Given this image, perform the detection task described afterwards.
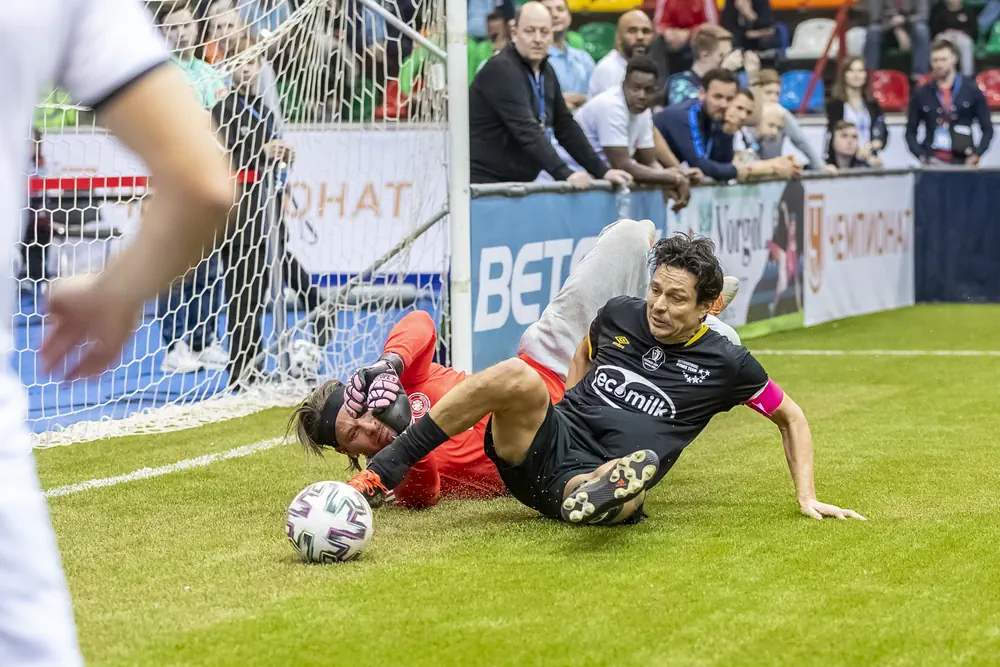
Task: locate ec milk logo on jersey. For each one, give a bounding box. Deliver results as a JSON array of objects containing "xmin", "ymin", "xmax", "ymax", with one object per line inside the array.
[
  {"xmin": 591, "ymin": 365, "xmax": 676, "ymax": 418},
  {"xmin": 676, "ymin": 360, "xmax": 710, "ymax": 384}
]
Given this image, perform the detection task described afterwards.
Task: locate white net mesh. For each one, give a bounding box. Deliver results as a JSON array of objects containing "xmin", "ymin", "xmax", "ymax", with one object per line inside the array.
[{"xmin": 22, "ymin": 0, "xmax": 450, "ymax": 447}]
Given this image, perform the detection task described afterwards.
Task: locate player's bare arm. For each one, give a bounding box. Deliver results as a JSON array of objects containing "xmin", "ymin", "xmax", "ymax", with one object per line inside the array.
[
  {"xmin": 42, "ymin": 65, "xmax": 234, "ymax": 379},
  {"xmin": 761, "ymin": 391, "xmax": 867, "ymax": 521}
]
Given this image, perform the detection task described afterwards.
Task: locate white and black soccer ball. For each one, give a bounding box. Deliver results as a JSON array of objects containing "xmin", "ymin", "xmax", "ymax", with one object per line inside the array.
[
  {"xmin": 286, "ymin": 481, "xmax": 374, "ymax": 563},
  {"xmin": 286, "ymin": 339, "xmax": 323, "ymax": 379}
]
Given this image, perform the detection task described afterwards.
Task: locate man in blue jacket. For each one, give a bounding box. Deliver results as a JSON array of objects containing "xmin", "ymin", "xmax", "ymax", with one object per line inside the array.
[
  {"xmin": 653, "ymin": 68, "xmax": 800, "ymax": 182},
  {"xmin": 654, "ymin": 69, "xmax": 741, "ymax": 182},
  {"xmin": 906, "ymin": 39, "xmax": 992, "ymax": 165}
]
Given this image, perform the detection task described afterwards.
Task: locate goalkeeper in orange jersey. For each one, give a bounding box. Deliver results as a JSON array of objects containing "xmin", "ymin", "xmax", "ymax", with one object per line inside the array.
[{"xmin": 290, "ymin": 219, "xmax": 740, "ymax": 509}]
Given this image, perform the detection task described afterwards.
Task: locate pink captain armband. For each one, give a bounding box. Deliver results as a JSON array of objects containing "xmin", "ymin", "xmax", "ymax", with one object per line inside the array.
[{"xmin": 745, "ymin": 379, "xmax": 784, "ymax": 417}]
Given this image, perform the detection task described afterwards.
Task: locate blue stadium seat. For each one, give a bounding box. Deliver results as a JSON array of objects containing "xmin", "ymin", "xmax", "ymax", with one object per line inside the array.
[{"xmin": 779, "ymin": 70, "xmax": 825, "ymax": 113}]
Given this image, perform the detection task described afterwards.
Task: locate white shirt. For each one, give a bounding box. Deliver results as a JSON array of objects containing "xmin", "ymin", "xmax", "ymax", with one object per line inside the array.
[
  {"xmin": 843, "ymin": 101, "xmax": 873, "ymax": 146},
  {"xmin": 587, "ymin": 50, "xmax": 628, "ymax": 100},
  {"xmin": 574, "ymin": 88, "xmax": 655, "ymax": 163},
  {"xmin": 0, "ymin": 1, "xmax": 166, "ymax": 416}
]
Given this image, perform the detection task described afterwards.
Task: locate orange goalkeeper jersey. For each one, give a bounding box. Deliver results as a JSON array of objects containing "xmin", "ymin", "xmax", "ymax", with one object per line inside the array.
[{"xmin": 384, "ymin": 311, "xmax": 502, "ymax": 508}]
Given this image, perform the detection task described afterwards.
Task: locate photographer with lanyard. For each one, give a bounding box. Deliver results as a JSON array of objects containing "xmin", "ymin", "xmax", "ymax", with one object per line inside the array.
[{"xmin": 906, "ymin": 39, "xmax": 992, "ymax": 165}]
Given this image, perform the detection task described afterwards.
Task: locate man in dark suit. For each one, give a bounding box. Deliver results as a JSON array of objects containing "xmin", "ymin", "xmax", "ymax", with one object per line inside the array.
[
  {"xmin": 905, "ymin": 38, "xmax": 992, "ymax": 165},
  {"xmin": 468, "ymin": 2, "xmax": 633, "ymax": 186}
]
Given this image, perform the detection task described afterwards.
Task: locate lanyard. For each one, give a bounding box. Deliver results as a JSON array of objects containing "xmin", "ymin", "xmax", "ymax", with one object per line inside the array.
[
  {"xmin": 688, "ymin": 103, "xmax": 713, "ymax": 157},
  {"xmin": 527, "ymin": 71, "xmax": 546, "ymax": 128},
  {"xmin": 936, "ymin": 75, "xmax": 961, "ymax": 120}
]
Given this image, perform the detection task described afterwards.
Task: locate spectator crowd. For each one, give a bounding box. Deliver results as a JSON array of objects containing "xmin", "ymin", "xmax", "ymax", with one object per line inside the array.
[
  {"xmin": 465, "ymin": 0, "xmax": 995, "ymax": 192},
  {"xmin": 24, "ymin": 0, "xmax": 997, "ymax": 385}
]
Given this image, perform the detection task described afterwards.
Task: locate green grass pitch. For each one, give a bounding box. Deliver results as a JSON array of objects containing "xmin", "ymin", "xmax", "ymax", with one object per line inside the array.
[{"xmin": 37, "ymin": 304, "xmax": 1000, "ymax": 666}]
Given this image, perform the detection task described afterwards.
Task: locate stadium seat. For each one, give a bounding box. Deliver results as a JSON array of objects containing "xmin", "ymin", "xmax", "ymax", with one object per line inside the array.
[
  {"xmin": 468, "ymin": 40, "xmax": 493, "ymax": 83},
  {"xmin": 845, "ymin": 26, "xmax": 866, "ymax": 56},
  {"xmin": 987, "ymin": 21, "xmax": 1000, "ymax": 54},
  {"xmin": 779, "ymin": 70, "xmax": 825, "ymax": 112},
  {"xmin": 976, "ymin": 69, "xmax": 1000, "ymax": 110},
  {"xmin": 578, "ymin": 22, "xmax": 617, "ymax": 62},
  {"xmin": 871, "ymin": 69, "xmax": 910, "ymax": 112},
  {"xmin": 566, "ymin": 30, "xmax": 585, "ymax": 49},
  {"xmin": 375, "ymin": 79, "xmax": 413, "ymax": 121},
  {"xmin": 771, "ymin": 0, "xmax": 859, "ymax": 7},
  {"xmin": 785, "ymin": 18, "xmax": 837, "ymax": 60},
  {"xmin": 586, "ymin": 0, "xmax": 642, "ymax": 12}
]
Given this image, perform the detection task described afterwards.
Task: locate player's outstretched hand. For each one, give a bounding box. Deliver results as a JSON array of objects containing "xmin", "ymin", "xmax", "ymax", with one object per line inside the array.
[
  {"xmin": 799, "ymin": 498, "xmax": 867, "ymax": 521},
  {"xmin": 345, "ymin": 358, "xmax": 400, "ymax": 417},
  {"xmin": 368, "ymin": 373, "xmax": 402, "ymax": 411},
  {"xmin": 41, "ymin": 274, "xmax": 144, "ymax": 380}
]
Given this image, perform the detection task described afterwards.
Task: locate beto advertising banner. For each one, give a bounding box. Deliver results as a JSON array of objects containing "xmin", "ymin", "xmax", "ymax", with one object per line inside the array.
[
  {"xmin": 670, "ymin": 179, "xmax": 806, "ymax": 328},
  {"xmin": 470, "ymin": 190, "xmax": 665, "ymax": 371},
  {"xmin": 803, "ymin": 173, "xmax": 915, "ymax": 327}
]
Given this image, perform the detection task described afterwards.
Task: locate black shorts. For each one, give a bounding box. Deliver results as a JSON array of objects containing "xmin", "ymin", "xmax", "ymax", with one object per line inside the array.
[{"xmin": 484, "ymin": 402, "xmax": 606, "ymax": 519}]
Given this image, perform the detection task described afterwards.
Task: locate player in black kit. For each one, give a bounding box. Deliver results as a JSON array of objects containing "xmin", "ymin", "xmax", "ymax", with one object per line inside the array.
[{"xmin": 345, "ymin": 234, "xmax": 865, "ymax": 525}]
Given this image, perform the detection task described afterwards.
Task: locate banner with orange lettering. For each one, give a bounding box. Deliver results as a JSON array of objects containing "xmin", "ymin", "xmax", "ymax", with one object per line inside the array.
[
  {"xmin": 281, "ymin": 128, "xmax": 447, "ymax": 277},
  {"xmin": 39, "ymin": 128, "xmax": 449, "ymax": 277},
  {"xmin": 803, "ymin": 173, "xmax": 915, "ymax": 327}
]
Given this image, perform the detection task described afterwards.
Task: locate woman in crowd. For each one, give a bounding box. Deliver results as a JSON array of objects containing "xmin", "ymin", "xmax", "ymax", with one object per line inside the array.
[{"xmin": 825, "ymin": 56, "xmax": 887, "ymax": 168}]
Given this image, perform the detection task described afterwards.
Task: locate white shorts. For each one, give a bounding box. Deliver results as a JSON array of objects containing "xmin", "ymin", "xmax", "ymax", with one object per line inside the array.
[
  {"xmin": 518, "ymin": 219, "xmax": 657, "ymax": 381},
  {"xmin": 0, "ymin": 413, "xmax": 82, "ymax": 667}
]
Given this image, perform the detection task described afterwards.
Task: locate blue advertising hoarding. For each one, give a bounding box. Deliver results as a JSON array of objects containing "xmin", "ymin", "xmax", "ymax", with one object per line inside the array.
[{"xmin": 470, "ymin": 190, "xmax": 665, "ymax": 371}]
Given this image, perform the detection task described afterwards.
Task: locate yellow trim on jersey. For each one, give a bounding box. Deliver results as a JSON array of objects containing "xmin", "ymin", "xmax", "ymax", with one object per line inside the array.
[
  {"xmin": 684, "ymin": 324, "xmax": 709, "ymax": 347},
  {"xmin": 587, "ymin": 331, "xmax": 595, "ymax": 360}
]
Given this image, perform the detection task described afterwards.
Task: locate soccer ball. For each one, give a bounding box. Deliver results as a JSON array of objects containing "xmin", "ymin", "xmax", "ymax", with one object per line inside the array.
[
  {"xmin": 286, "ymin": 481, "xmax": 374, "ymax": 563},
  {"xmin": 286, "ymin": 339, "xmax": 323, "ymax": 379}
]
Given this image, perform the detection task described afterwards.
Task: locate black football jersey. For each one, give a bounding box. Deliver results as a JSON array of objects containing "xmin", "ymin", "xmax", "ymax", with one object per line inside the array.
[{"xmin": 556, "ymin": 296, "xmax": 770, "ymax": 483}]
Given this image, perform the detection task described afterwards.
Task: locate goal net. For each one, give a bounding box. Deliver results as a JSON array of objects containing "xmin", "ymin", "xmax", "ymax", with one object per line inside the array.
[{"xmin": 23, "ymin": 0, "xmax": 450, "ymax": 447}]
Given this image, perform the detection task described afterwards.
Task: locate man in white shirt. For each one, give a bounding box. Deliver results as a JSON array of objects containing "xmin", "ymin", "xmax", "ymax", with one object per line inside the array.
[
  {"xmin": 1, "ymin": 2, "xmax": 233, "ymax": 665},
  {"xmin": 588, "ymin": 10, "xmax": 654, "ymax": 99},
  {"xmin": 575, "ymin": 56, "xmax": 691, "ymax": 209}
]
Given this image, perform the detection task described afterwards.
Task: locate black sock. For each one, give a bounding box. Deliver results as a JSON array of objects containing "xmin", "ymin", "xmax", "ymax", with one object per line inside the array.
[{"xmin": 366, "ymin": 414, "xmax": 449, "ymax": 489}]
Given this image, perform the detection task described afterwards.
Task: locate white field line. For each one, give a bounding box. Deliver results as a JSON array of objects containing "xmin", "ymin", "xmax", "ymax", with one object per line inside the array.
[
  {"xmin": 753, "ymin": 349, "xmax": 1000, "ymax": 357},
  {"xmin": 44, "ymin": 437, "xmax": 286, "ymax": 498}
]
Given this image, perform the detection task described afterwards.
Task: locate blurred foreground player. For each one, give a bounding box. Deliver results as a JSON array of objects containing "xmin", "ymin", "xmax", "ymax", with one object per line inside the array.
[
  {"xmin": 291, "ymin": 219, "xmax": 741, "ymax": 510},
  {"xmin": 342, "ymin": 234, "xmax": 865, "ymax": 526},
  {"xmin": 3, "ymin": 1, "xmax": 234, "ymax": 664}
]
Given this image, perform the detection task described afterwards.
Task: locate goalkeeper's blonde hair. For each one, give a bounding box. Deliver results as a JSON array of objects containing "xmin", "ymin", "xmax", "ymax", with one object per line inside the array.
[{"xmin": 286, "ymin": 380, "xmax": 362, "ymax": 472}]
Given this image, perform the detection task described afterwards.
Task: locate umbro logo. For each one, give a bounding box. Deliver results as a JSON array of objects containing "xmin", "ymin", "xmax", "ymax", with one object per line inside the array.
[{"xmin": 612, "ymin": 336, "xmax": 629, "ymax": 350}]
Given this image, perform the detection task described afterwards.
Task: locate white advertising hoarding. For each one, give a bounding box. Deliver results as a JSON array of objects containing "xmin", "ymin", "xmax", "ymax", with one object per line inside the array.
[
  {"xmin": 803, "ymin": 174, "xmax": 915, "ymax": 327},
  {"xmin": 671, "ymin": 180, "xmax": 805, "ymax": 327},
  {"xmin": 41, "ymin": 127, "xmax": 448, "ymax": 276}
]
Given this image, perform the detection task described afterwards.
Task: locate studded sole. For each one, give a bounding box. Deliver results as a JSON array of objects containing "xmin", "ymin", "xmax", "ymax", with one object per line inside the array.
[{"xmin": 560, "ymin": 449, "xmax": 659, "ymax": 524}]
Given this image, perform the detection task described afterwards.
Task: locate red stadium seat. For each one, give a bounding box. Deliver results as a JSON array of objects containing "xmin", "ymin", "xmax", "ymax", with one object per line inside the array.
[
  {"xmin": 375, "ymin": 79, "xmax": 423, "ymax": 121},
  {"xmin": 871, "ymin": 70, "xmax": 910, "ymax": 112},
  {"xmin": 976, "ymin": 69, "xmax": 1000, "ymax": 110}
]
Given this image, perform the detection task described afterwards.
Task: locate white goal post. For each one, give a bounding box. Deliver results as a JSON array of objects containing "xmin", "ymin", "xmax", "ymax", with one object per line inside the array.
[{"xmin": 23, "ymin": 0, "xmax": 471, "ymax": 446}]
